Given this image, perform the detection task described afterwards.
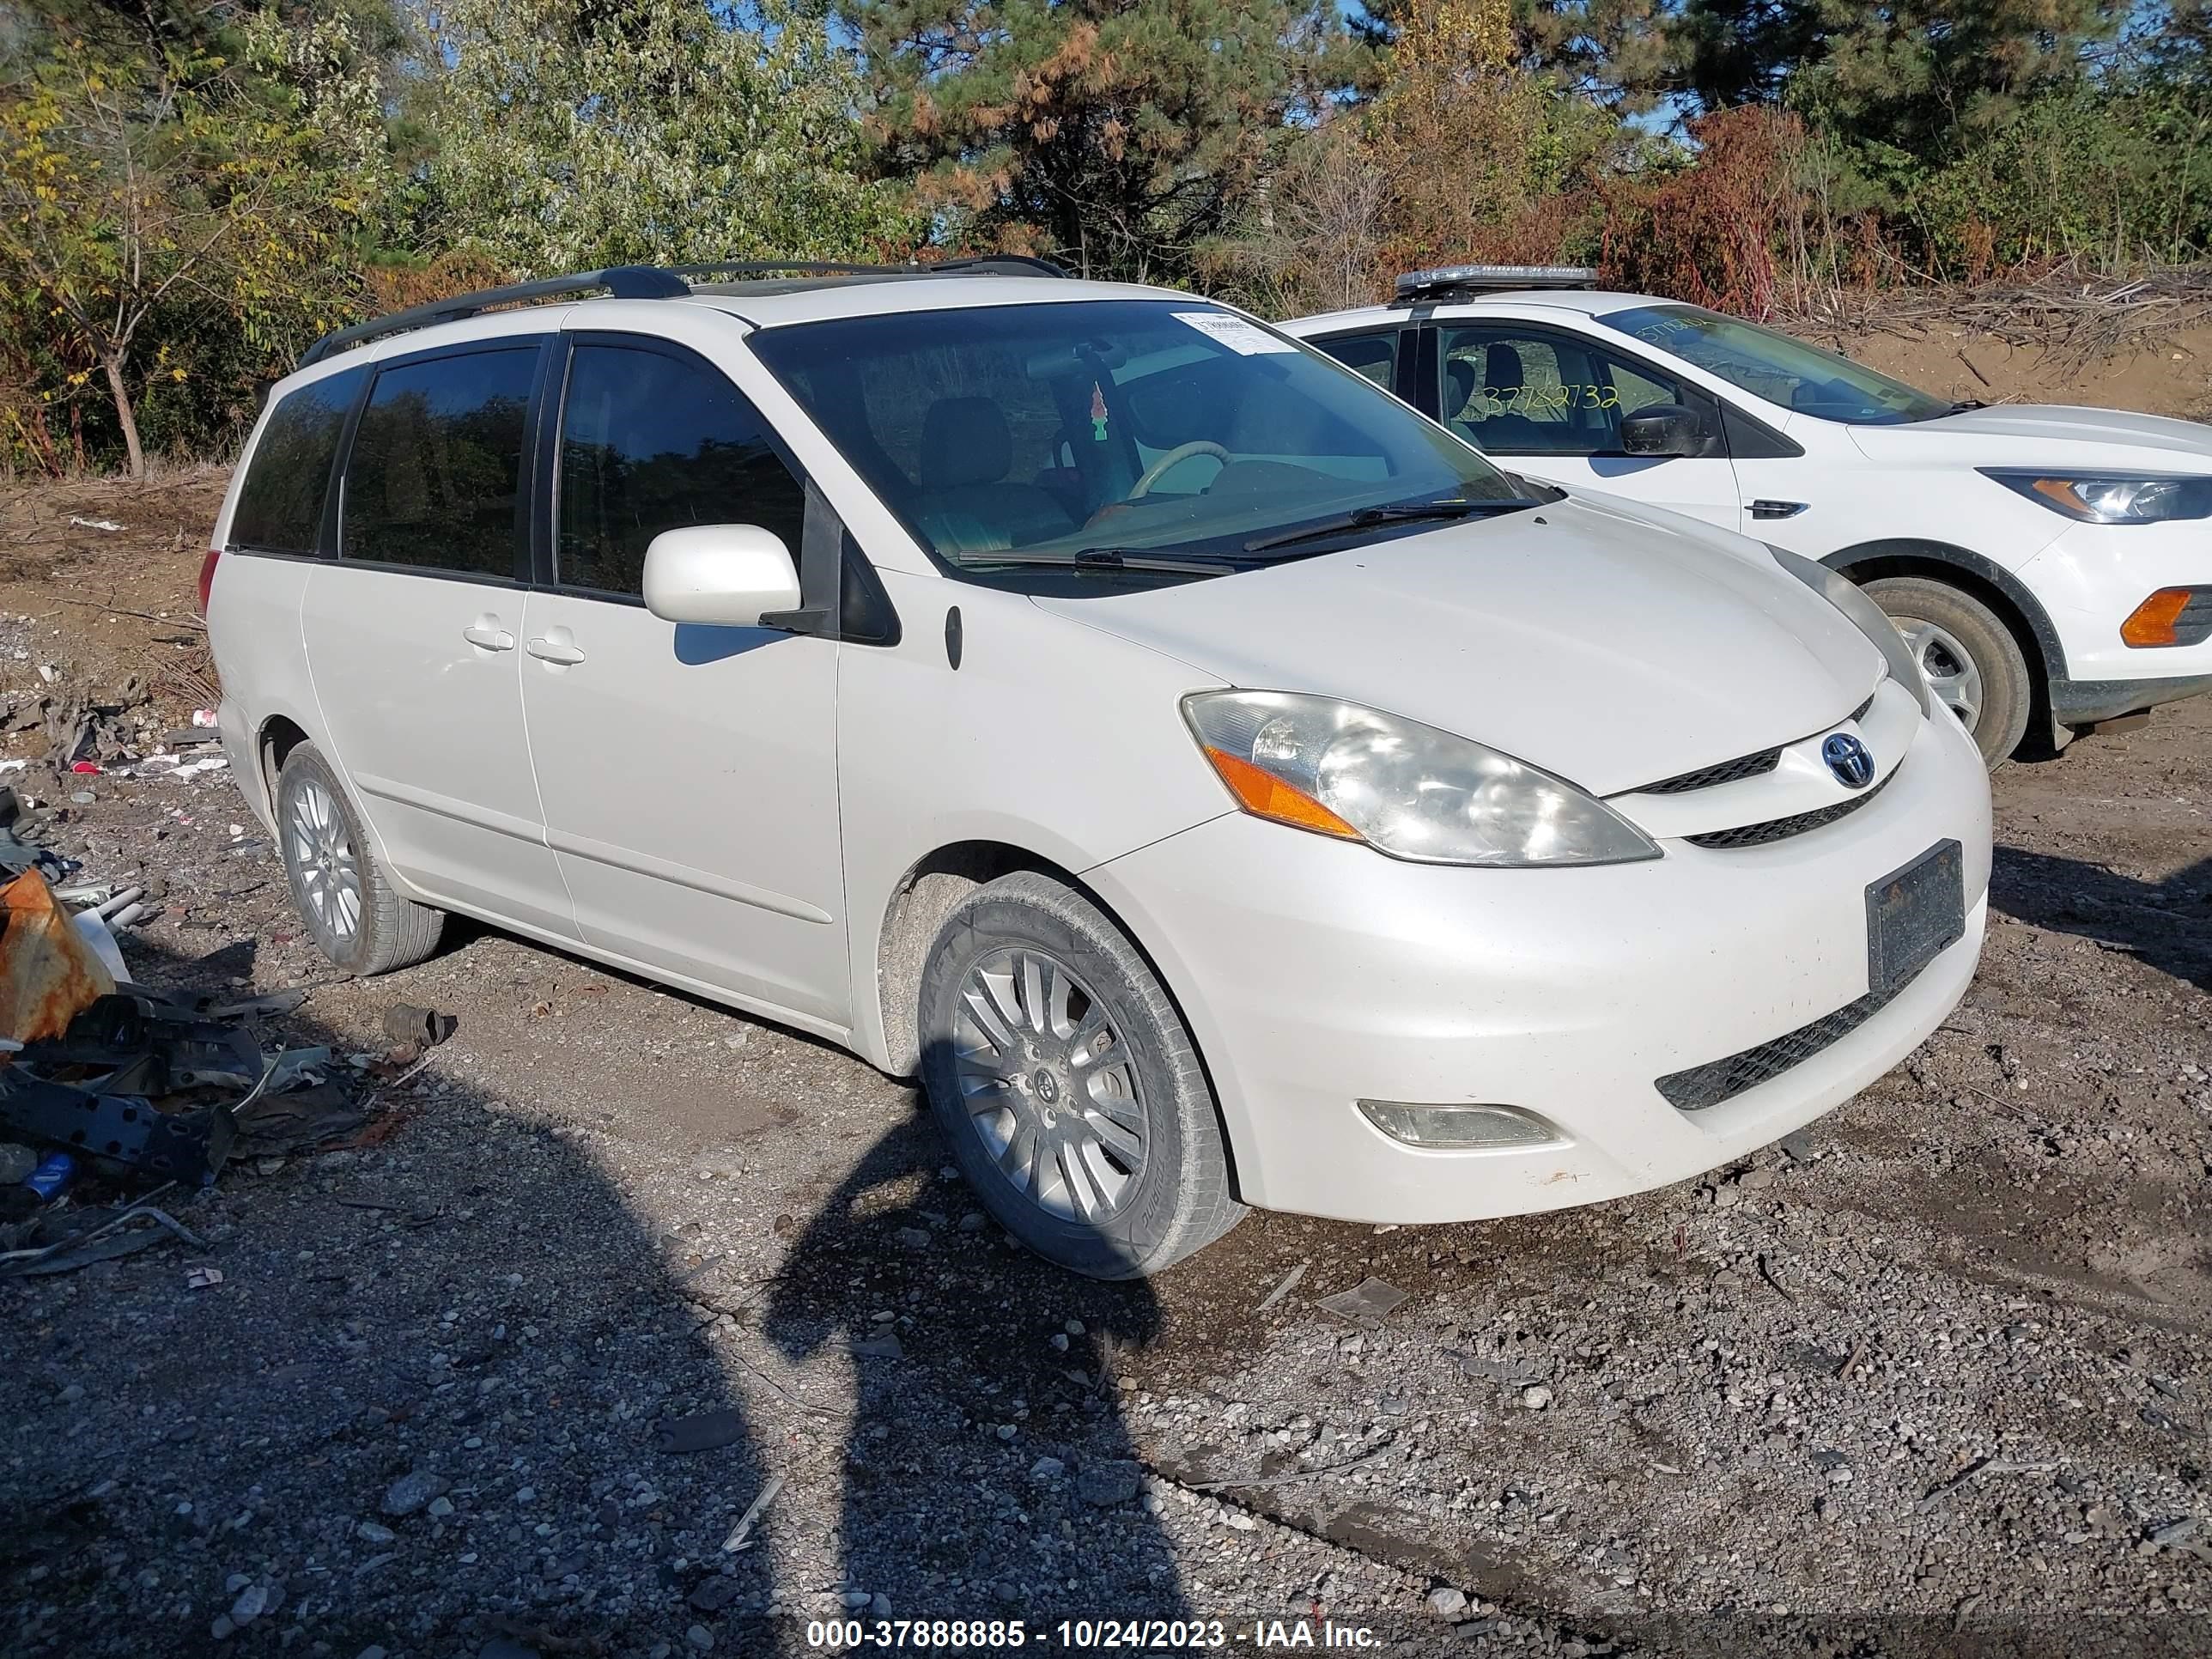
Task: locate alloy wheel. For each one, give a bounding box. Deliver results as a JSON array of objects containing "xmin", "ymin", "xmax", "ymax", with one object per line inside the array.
[
  {"xmin": 288, "ymin": 776, "xmax": 363, "ymax": 942},
  {"xmin": 951, "ymin": 948, "xmax": 1148, "ymax": 1224}
]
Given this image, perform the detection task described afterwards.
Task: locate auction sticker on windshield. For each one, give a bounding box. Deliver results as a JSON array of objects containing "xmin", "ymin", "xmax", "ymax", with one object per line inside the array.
[{"xmin": 1174, "ymin": 312, "xmax": 1297, "ymax": 355}]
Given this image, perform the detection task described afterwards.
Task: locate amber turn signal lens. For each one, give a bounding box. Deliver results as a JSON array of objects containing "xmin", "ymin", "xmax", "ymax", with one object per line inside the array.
[
  {"xmin": 1200, "ymin": 746, "xmax": 1362, "ymax": 840},
  {"xmin": 2029, "ymin": 477, "xmax": 2092, "ymax": 516},
  {"xmin": 2121, "ymin": 587, "xmax": 2194, "ymax": 647}
]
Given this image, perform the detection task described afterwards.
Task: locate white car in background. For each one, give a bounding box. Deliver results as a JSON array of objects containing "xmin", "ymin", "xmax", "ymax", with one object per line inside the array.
[
  {"xmin": 206, "ymin": 262, "xmax": 1990, "ymax": 1279},
  {"xmin": 1285, "ymin": 269, "xmax": 2212, "ymax": 767}
]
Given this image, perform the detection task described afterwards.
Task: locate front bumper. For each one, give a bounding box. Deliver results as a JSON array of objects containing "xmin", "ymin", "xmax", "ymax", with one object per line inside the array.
[
  {"xmin": 1085, "ymin": 710, "xmax": 1991, "ymax": 1224},
  {"xmin": 2022, "ymin": 522, "xmax": 2212, "ymax": 687}
]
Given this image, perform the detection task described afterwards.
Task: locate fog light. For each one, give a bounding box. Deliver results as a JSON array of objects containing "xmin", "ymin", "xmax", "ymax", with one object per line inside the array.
[{"xmin": 1356, "ymin": 1100, "xmax": 1565, "ymax": 1149}]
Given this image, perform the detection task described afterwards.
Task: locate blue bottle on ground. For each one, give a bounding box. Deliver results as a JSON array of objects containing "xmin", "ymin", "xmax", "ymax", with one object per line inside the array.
[{"xmin": 22, "ymin": 1152, "xmax": 74, "ymax": 1200}]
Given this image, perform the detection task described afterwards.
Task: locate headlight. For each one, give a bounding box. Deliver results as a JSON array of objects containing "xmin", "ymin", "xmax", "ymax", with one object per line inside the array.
[
  {"xmin": 1768, "ymin": 546, "xmax": 1932, "ymax": 718},
  {"xmin": 1981, "ymin": 468, "xmax": 2212, "ymax": 524},
  {"xmin": 1182, "ymin": 690, "xmax": 1661, "ymax": 867}
]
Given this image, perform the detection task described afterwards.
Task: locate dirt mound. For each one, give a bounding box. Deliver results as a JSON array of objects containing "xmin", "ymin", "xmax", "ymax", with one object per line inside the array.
[{"xmin": 1844, "ymin": 324, "xmax": 2212, "ymax": 422}]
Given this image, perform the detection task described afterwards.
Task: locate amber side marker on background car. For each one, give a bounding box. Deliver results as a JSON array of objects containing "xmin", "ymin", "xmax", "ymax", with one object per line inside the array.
[{"xmin": 2122, "ymin": 586, "xmax": 2203, "ymax": 647}]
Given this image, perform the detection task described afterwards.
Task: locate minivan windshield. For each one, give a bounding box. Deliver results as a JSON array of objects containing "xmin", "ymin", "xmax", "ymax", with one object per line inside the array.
[
  {"xmin": 1599, "ymin": 303, "xmax": 1954, "ymax": 425},
  {"xmin": 750, "ymin": 300, "xmax": 1527, "ymax": 580}
]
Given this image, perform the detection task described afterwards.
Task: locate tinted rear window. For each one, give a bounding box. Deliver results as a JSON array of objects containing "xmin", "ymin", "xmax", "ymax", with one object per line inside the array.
[
  {"xmin": 229, "ymin": 368, "xmax": 366, "ymax": 555},
  {"xmin": 343, "ymin": 346, "xmax": 538, "ymax": 577}
]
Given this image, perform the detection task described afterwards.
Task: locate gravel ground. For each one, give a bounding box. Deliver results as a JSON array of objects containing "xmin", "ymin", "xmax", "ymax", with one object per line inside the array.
[{"xmin": 2, "ymin": 633, "xmax": 2209, "ymax": 1658}]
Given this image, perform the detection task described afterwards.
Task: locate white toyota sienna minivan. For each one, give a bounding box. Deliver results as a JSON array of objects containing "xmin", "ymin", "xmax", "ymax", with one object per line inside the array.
[{"xmin": 205, "ymin": 261, "xmax": 1992, "ymax": 1278}]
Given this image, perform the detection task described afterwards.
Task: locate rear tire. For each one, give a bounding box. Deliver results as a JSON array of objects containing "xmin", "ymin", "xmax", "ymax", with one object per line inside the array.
[
  {"xmin": 1861, "ymin": 575, "xmax": 2032, "ymax": 769},
  {"xmin": 917, "ymin": 872, "xmax": 1243, "ymax": 1279},
  {"xmin": 275, "ymin": 743, "xmax": 443, "ymax": 975}
]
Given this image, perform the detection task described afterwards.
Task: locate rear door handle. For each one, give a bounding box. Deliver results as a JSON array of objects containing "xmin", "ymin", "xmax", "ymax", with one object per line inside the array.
[
  {"xmin": 526, "ymin": 635, "xmax": 586, "ymax": 666},
  {"xmin": 462, "ymin": 617, "xmax": 515, "ymax": 651}
]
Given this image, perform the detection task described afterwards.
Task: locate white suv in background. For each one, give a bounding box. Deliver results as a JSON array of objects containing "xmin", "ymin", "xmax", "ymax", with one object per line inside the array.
[
  {"xmin": 1285, "ymin": 269, "xmax": 2212, "ymax": 767},
  {"xmin": 206, "ymin": 262, "xmax": 1990, "ymax": 1279}
]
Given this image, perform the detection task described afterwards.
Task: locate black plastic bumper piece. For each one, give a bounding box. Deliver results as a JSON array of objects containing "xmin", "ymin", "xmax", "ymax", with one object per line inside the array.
[
  {"xmin": 0, "ymin": 1072, "xmax": 236, "ymax": 1185},
  {"xmin": 2049, "ymin": 673, "xmax": 2212, "ymax": 727}
]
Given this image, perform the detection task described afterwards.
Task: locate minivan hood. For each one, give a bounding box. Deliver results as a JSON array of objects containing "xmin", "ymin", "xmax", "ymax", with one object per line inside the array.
[
  {"xmin": 1034, "ymin": 495, "xmax": 1882, "ymax": 798},
  {"xmin": 1851, "ymin": 403, "xmax": 2212, "ymax": 467}
]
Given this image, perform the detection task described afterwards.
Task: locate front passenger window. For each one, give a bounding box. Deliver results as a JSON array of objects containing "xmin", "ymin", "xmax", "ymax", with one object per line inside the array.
[
  {"xmin": 1437, "ymin": 325, "xmax": 1698, "ymax": 458},
  {"xmin": 556, "ymin": 344, "xmax": 806, "ymax": 597}
]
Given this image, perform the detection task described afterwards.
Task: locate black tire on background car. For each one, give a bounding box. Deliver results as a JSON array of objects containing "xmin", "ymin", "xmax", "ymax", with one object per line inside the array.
[
  {"xmin": 1860, "ymin": 575, "xmax": 2033, "ymax": 769},
  {"xmin": 917, "ymin": 872, "xmax": 1243, "ymax": 1279},
  {"xmin": 275, "ymin": 743, "xmax": 444, "ymax": 975}
]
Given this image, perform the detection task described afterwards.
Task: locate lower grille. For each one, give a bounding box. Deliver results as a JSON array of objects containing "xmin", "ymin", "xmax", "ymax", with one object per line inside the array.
[
  {"xmin": 1657, "ymin": 978, "xmax": 1899, "ymax": 1111},
  {"xmin": 2174, "ymin": 588, "xmax": 2212, "ymax": 647},
  {"xmin": 1686, "ymin": 769, "xmax": 1893, "ymax": 849}
]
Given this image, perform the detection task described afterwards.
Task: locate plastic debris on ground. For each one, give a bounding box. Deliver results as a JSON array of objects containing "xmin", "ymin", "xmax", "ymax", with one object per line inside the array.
[
  {"xmin": 1315, "ymin": 1274, "xmax": 1410, "ymax": 1328},
  {"xmin": 0, "ymin": 868, "xmax": 116, "ymax": 1042},
  {"xmin": 0, "ymin": 1188, "xmax": 208, "ymax": 1278},
  {"xmin": 0, "ymin": 784, "xmax": 72, "ymax": 881},
  {"xmin": 0, "ymin": 878, "xmax": 428, "ymax": 1276}
]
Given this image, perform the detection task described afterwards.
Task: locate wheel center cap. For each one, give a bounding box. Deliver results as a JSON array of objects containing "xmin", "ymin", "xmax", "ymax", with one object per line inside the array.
[{"xmin": 1031, "ymin": 1067, "xmax": 1060, "ymax": 1107}]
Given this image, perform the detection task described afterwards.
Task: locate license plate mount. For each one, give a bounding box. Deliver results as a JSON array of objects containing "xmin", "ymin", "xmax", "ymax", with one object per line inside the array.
[{"xmin": 1866, "ymin": 839, "xmax": 1966, "ymax": 998}]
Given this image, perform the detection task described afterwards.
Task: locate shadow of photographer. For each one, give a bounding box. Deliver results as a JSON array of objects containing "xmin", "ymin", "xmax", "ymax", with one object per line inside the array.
[{"xmin": 2, "ymin": 919, "xmax": 1189, "ymax": 1657}]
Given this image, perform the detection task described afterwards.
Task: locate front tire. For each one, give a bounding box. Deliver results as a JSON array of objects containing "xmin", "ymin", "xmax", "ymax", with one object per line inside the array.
[
  {"xmin": 917, "ymin": 872, "xmax": 1243, "ymax": 1279},
  {"xmin": 1861, "ymin": 575, "xmax": 2032, "ymax": 768},
  {"xmin": 275, "ymin": 743, "xmax": 444, "ymax": 975}
]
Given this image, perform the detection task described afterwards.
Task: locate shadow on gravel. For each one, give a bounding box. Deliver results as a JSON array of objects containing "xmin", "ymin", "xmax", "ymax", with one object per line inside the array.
[
  {"xmin": 1, "ymin": 928, "xmax": 1187, "ymax": 1657},
  {"xmin": 763, "ymin": 1110, "xmax": 1188, "ymax": 1627},
  {"xmin": 1, "ymin": 929, "xmax": 776, "ymax": 1657},
  {"xmin": 1990, "ymin": 848, "xmax": 2212, "ymax": 992}
]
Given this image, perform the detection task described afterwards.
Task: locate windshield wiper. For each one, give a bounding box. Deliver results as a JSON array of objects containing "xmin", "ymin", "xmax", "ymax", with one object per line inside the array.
[
  {"xmin": 1949, "ymin": 398, "xmax": 1987, "ymax": 413},
  {"xmin": 1241, "ymin": 497, "xmax": 1522, "ymax": 555},
  {"xmin": 963, "ymin": 546, "xmax": 1236, "ymax": 575}
]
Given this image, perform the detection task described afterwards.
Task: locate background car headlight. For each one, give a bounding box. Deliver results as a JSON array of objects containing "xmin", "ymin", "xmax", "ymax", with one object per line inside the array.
[
  {"xmin": 1182, "ymin": 690, "xmax": 1661, "ymax": 867},
  {"xmin": 1981, "ymin": 468, "xmax": 2212, "ymax": 524},
  {"xmin": 1769, "ymin": 545, "xmax": 1933, "ymax": 717}
]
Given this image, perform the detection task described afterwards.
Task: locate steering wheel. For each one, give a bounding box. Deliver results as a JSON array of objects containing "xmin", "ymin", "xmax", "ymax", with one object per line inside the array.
[{"xmin": 1128, "ymin": 441, "xmax": 1231, "ymax": 500}]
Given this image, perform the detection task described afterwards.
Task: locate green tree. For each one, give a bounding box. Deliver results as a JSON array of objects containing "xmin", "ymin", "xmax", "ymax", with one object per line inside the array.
[
  {"xmin": 1668, "ymin": 1, "xmax": 2122, "ymax": 155},
  {"xmin": 844, "ymin": 0, "xmax": 1356, "ymax": 281},
  {"xmin": 418, "ymin": 0, "xmax": 919, "ymax": 274},
  {"xmin": 0, "ymin": 7, "xmax": 392, "ymax": 475},
  {"xmin": 1349, "ymin": 0, "xmax": 1673, "ymax": 112}
]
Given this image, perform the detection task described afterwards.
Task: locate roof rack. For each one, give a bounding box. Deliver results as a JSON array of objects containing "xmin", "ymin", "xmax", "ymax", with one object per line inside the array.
[
  {"xmin": 671, "ymin": 255, "xmax": 1069, "ymax": 283},
  {"xmin": 297, "ymin": 266, "xmax": 688, "ymax": 367},
  {"xmin": 297, "ymin": 254, "xmax": 1070, "ymax": 367},
  {"xmin": 1393, "ymin": 264, "xmax": 1601, "ymax": 303}
]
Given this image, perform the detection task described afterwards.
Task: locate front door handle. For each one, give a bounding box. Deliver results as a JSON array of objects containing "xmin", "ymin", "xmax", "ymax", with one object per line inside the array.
[
  {"xmin": 526, "ymin": 633, "xmax": 586, "ymax": 666},
  {"xmin": 462, "ymin": 617, "xmax": 515, "ymax": 651}
]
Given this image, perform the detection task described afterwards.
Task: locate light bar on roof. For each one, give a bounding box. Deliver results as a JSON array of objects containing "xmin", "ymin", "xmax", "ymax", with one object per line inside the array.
[{"xmin": 1394, "ymin": 265, "xmax": 1601, "ymax": 300}]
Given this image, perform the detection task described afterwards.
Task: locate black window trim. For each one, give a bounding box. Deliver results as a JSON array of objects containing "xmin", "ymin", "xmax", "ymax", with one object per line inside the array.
[
  {"xmin": 537, "ymin": 329, "xmax": 899, "ymax": 645},
  {"xmin": 331, "ymin": 334, "xmax": 555, "ymax": 587}
]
